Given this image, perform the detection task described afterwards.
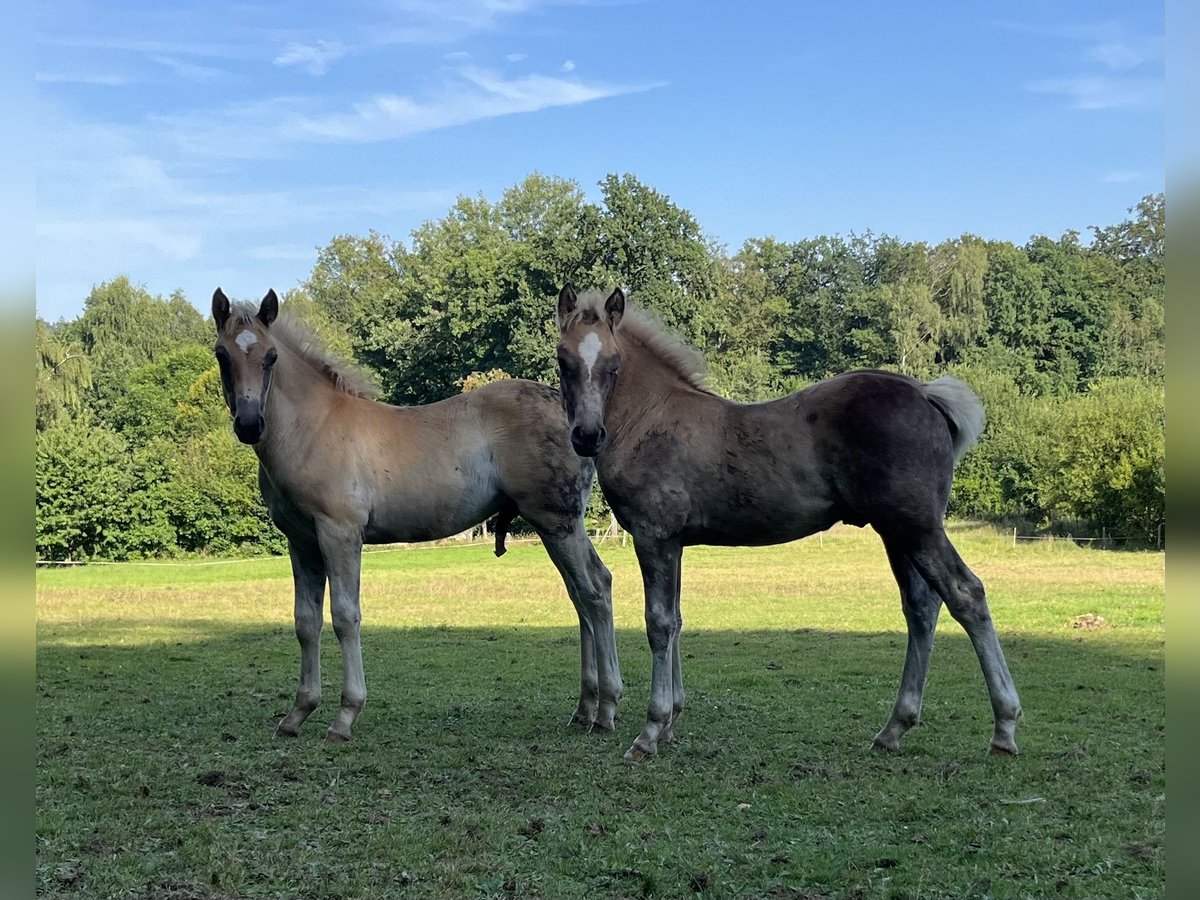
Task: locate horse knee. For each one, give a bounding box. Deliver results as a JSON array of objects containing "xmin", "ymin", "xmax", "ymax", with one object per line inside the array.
[
  {"xmin": 330, "ymin": 608, "xmax": 361, "ymax": 640},
  {"xmin": 947, "ymin": 592, "xmax": 992, "ymax": 629},
  {"xmin": 645, "ymin": 607, "xmax": 674, "ymax": 649},
  {"xmin": 594, "ymin": 565, "xmax": 613, "ymax": 597}
]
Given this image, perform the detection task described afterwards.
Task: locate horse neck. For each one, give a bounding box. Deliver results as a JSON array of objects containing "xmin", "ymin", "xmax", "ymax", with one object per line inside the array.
[
  {"xmin": 256, "ymin": 340, "xmax": 340, "ymax": 460},
  {"xmin": 607, "ymin": 330, "xmax": 696, "ymax": 430}
]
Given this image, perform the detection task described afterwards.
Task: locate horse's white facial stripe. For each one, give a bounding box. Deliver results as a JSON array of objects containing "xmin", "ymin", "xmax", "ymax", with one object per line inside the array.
[
  {"xmin": 578, "ymin": 332, "xmax": 603, "ymax": 379},
  {"xmin": 235, "ymin": 330, "xmax": 258, "ymax": 354}
]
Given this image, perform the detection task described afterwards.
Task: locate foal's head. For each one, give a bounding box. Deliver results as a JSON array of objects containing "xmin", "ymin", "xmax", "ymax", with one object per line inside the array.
[
  {"xmin": 211, "ymin": 288, "xmax": 280, "ymax": 445},
  {"xmin": 555, "ymin": 285, "xmax": 625, "ymax": 457}
]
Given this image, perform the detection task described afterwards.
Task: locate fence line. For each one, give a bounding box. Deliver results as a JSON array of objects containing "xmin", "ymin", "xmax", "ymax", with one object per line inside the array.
[
  {"xmin": 37, "ymin": 523, "xmax": 1162, "ymax": 568},
  {"xmin": 1010, "ymin": 526, "xmax": 1163, "ymax": 549},
  {"xmin": 34, "ymin": 536, "xmax": 550, "ymax": 568}
]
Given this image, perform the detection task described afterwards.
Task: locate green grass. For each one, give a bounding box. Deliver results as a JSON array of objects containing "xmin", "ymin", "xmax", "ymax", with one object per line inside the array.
[{"xmin": 36, "ymin": 524, "xmax": 1165, "ymax": 899}]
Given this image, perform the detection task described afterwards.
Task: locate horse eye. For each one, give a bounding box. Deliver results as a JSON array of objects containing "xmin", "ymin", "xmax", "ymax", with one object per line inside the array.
[
  {"xmin": 214, "ymin": 345, "xmax": 229, "ymax": 360},
  {"xmin": 263, "ymin": 348, "xmax": 278, "ymax": 368}
]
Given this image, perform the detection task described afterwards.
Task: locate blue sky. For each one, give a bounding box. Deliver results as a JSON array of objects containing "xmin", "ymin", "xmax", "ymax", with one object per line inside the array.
[{"xmin": 36, "ymin": 0, "xmax": 1164, "ymax": 322}]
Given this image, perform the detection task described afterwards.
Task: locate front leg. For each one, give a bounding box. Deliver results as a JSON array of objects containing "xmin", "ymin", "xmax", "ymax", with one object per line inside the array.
[
  {"xmin": 627, "ymin": 538, "xmax": 683, "ymax": 759},
  {"xmin": 536, "ymin": 526, "xmax": 622, "ymax": 732},
  {"xmin": 317, "ymin": 524, "xmax": 367, "ymax": 742},
  {"xmin": 659, "ymin": 550, "xmax": 685, "ymax": 744},
  {"xmin": 276, "ymin": 540, "xmax": 326, "ymax": 737}
]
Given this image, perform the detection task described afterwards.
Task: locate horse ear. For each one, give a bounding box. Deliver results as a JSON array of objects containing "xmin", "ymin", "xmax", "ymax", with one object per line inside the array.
[
  {"xmin": 605, "ymin": 288, "xmax": 625, "ymax": 329},
  {"xmin": 212, "ymin": 288, "xmax": 230, "ymax": 331},
  {"xmin": 257, "ymin": 289, "xmax": 279, "ymax": 327},
  {"xmin": 557, "ymin": 284, "xmax": 578, "ymax": 327}
]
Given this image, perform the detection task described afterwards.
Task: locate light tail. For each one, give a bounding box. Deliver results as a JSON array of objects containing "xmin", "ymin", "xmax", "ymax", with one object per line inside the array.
[{"xmin": 923, "ymin": 376, "xmax": 986, "ymax": 464}]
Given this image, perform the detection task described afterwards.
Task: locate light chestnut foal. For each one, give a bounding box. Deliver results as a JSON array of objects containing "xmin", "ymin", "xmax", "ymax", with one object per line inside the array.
[{"xmin": 212, "ymin": 288, "xmax": 621, "ymax": 741}]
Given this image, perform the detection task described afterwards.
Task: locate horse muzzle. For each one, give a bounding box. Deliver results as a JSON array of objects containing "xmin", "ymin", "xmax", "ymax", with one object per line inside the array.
[
  {"xmin": 569, "ymin": 424, "xmax": 607, "ymax": 457},
  {"xmin": 233, "ymin": 400, "xmax": 266, "ymax": 444}
]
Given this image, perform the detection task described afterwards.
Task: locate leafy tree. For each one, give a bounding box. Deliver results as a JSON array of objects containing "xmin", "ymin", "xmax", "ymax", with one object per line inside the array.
[
  {"xmin": 880, "ymin": 277, "xmax": 940, "ymax": 379},
  {"xmin": 31, "ymin": 177, "xmax": 1167, "ymax": 557},
  {"xmin": 594, "ymin": 173, "xmax": 727, "ymax": 347},
  {"xmin": 304, "ymin": 232, "xmax": 405, "ymax": 346},
  {"xmin": 776, "ymin": 235, "xmax": 882, "ymax": 377},
  {"xmin": 460, "ymin": 369, "xmax": 511, "ymax": 392},
  {"xmin": 1035, "ymin": 378, "xmax": 1165, "ymax": 540},
  {"xmin": 35, "ymin": 318, "xmax": 92, "ymax": 430},
  {"xmin": 1026, "ymin": 232, "xmax": 1112, "ymax": 392},
  {"xmin": 35, "ymin": 420, "xmax": 174, "ymax": 559},
  {"xmin": 173, "ymin": 366, "xmax": 230, "ymax": 441},
  {"xmin": 930, "ymin": 235, "xmax": 988, "ymax": 364},
  {"xmin": 1089, "ymin": 195, "xmax": 1165, "ymax": 381},
  {"xmin": 168, "ymin": 429, "xmax": 284, "ymax": 555},
  {"xmin": 68, "ymin": 278, "xmax": 210, "ymax": 423},
  {"xmin": 974, "ymin": 241, "xmax": 1053, "ymax": 393},
  {"xmin": 110, "ymin": 345, "xmax": 216, "ymax": 444}
]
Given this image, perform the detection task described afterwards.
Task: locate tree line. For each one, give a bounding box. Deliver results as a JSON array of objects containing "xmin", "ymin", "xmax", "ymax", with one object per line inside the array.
[{"xmin": 35, "ymin": 174, "xmax": 1165, "ymax": 559}]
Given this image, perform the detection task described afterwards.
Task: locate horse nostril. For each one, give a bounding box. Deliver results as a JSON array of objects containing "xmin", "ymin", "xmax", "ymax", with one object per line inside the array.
[
  {"xmin": 597, "ymin": 426, "xmax": 607, "ymax": 445},
  {"xmin": 570, "ymin": 425, "xmax": 584, "ymax": 445}
]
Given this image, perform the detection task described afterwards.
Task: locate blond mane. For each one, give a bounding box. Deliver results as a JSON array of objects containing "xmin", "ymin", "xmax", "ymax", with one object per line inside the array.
[
  {"xmin": 224, "ymin": 302, "xmax": 381, "ymax": 400},
  {"xmin": 562, "ymin": 291, "xmax": 713, "ymax": 394}
]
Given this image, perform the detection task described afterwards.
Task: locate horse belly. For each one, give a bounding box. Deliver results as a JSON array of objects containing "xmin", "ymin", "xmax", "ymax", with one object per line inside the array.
[
  {"xmin": 360, "ymin": 459, "xmax": 501, "ymax": 544},
  {"xmin": 683, "ymin": 505, "xmax": 836, "ymax": 547},
  {"xmin": 682, "ymin": 488, "xmax": 837, "ymax": 547}
]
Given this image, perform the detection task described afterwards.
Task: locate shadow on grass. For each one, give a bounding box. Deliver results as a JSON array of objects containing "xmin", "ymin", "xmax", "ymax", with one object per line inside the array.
[
  {"xmin": 37, "ymin": 625, "xmax": 1164, "ymax": 899},
  {"xmin": 37, "ymin": 621, "xmax": 1164, "ymax": 759}
]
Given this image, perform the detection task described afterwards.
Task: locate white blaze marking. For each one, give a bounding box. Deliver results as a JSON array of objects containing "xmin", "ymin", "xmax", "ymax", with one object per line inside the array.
[
  {"xmin": 578, "ymin": 332, "xmax": 603, "ymax": 379},
  {"xmin": 235, "ymin": 330, "xmax": 258, "ymax": 354}
]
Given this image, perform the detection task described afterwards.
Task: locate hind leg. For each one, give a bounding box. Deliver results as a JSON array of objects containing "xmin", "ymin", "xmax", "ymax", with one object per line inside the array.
[
  {"xmin": 538, "ymin": 524, "xmax": 623, "ymax": 731},
  {"xmin": 908, "ymin": 528, "xmax": 1022, "ymax": 755},
  {"xmin": 872, "ymin": 538, "xmax": 942, "ymax": 751}
]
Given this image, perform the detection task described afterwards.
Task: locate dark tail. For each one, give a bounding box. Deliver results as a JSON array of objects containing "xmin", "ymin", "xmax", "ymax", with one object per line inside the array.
[{"xmin": 922, "ymin": 376, "xmax": 986, "ymax": 465}]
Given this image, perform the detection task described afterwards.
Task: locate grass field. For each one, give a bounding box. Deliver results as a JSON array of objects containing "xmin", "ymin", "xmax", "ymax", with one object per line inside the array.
[{"xmin": 35, "ymin": 524, "xmax": 1165, "ymax": 899}]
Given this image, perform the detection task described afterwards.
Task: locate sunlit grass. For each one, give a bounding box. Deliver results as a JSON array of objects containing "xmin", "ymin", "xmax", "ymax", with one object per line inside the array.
[{"xmin": 36, "ymin": 524, "xmax": 1164, "ymax": 899}]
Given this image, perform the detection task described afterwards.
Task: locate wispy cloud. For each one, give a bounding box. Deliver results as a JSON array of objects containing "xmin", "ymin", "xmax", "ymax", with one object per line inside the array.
[
  {"xmin": 150, "ymin": 55, "xmax": 226, "ymax": 81},
  {"xmin": 36, "ymin": 102, "xmax": 460, "ymax": 315},
  {"xmin": 274, "ymin": 40, "xmax": 347, "ymax": 75},
  {"xmin": 283, "ymin": 66, "xmax": 660, "ymax": 144},
  {"xmin": 248, "ymin": 244, "xmax": 321, "ymax": 262},
  {"xmin": 1085, "ymin": 42, "xmax": 1145, "ymax": 72},
  {"xmin": 36, "ymin": 72, "xmax": 132, "ymax": 86},
  {"xmin": 560, "ymin": 59, "xmax": 575, "ymax": 72},
  {"xmin": 506, "ymin": 52, "xmax": 527, "ymax": 62},
  {"xmin": 1026, "ymin": 75, "xmax": 1160, "ymax": 110},
  {"xmin": 998, "ymin": 17, "xmax": 1162, "ymax": 112},
  {"xmin": 1100, "ymin": 169, "xmax": 1153, "ymax": 184}
]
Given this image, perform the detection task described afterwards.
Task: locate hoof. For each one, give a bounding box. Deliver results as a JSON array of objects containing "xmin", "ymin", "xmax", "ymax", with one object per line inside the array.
[
  {"xmin": 324, "ymin": 729, "xmax": 351, "ymax": 744},
  {"xmin": 568, "ymin": 710, "xmax": 599, "ymax": 731},
  {"xmin": 624, "ymin": 741, "xmax": 655, "ymax": 760},
  {"xmin": 275, "ymin": 725, "xmax": 300, "ymax": 738},
  {"xmin": 591, "ymin": 717, "xmax": 617, "ymax": 734},
  {"xmin": 988, "ymin": 741, "xmax": 1018, "ymax": 757},
  {"xmin": 871, "ymin": 736, "xmax": 901, "ymax": 753}
]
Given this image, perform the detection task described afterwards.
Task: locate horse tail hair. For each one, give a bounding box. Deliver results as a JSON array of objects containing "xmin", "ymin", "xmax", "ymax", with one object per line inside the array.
[
  {"xmin": 493, "ymin": 501, "xmax": 518, "ymax": 557},
  {"xmin": 922, "ymin": 376, "xmax": 986, "ymax": 465}
]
